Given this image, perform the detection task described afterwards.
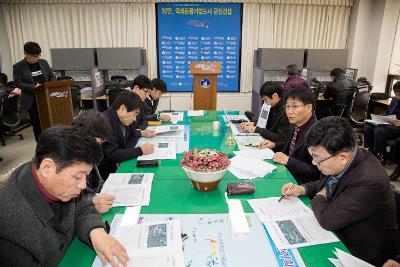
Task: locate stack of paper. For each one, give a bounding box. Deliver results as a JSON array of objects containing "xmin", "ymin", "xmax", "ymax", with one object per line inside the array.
[
  {"xmin": 329, "ymin": 248, "xmax": 373, "ymax": 267},
  {"xmin": 148, "ymin": 125, "xmax": 185, "ymax": 137},
  {"xmin": 92, "ymin": 220, "xmax": 185, "ymax": 267},
  {"xmin": 228, "ymin": 156, "xmax": 277, "ymax": 179},
  {"xmin": 161, "ymin": 112, "xmax": 184, "ymax": 124},
  {"xmin": 137, "ymin": 141, "xmax": 177, "ymax": 160},
  {"xmin": 248, "ymin": 197, "xmax": 339, "ymax": 250},
  {"xmin": 366, "ymin": 114, "xmax": 396, "ymax": 125},
  {"xmin": 100, "ymin": 173, "xmax": 154, "ymax": 207},
  {"xmin": 187, "ymin": 110, "xmax": 204, "ymax": 117}
]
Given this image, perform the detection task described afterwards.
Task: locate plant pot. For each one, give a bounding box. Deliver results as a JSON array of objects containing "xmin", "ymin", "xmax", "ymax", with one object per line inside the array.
[{"xmin": 182, "ymin": 166, "xmax": 228, "ymax": 192}]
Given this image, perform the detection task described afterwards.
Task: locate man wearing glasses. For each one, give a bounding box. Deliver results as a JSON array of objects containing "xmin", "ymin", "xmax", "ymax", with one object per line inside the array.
[
  {"xmin": 280, "ymin": 117, "xmax": 399, "ymax": 266},
  {"xmin": 130, "ymin": 75, "xmax": 156, "ymax": 138},
  {"xmin": 259, "ymin": 87, "xmax": 319, "ymax": 183},
  {"xmin": 13, "ymin": 42, "xmax": 55, "ymax": 141}
]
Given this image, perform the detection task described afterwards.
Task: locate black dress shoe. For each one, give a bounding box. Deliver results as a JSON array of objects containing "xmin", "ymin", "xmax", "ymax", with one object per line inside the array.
[
  {"xmin": 390, "ymin": 166, "xmax": 400, "ymax": 181},
  {"xmin": 375, "ymin": 153, "xmax": 386, "ymax": 165}
]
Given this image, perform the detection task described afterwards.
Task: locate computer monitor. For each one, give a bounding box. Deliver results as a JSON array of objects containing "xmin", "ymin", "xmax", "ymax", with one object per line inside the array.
[
  {"xmin": 51, "ymin": 48, "xmax": 95, "ymax": 70},
  {"xmin": 96, "ymin": 48, "xmax": 145, "ymax": 70}
]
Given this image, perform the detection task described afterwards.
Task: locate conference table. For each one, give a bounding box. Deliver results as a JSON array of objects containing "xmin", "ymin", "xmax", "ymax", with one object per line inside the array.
[{"xmin": 60, "ymin": 111, "xmax": 346, "ymax": 267}]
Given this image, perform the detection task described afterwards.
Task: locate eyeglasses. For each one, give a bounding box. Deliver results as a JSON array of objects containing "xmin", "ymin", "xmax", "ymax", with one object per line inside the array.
[
  {"xmin": 140, "ymin": 88, "xmax": 151, "ymax": 94},
  {"xmin": 311, "ymin": 154, "xmax": 336, "ymax": 165},
  {"xmin": 26, "ymin": 54, "xmax": 41, "ymax": 59},
  {"xmin": 284, "ymin": 104, "xmax": 305, "ymax": 111}
]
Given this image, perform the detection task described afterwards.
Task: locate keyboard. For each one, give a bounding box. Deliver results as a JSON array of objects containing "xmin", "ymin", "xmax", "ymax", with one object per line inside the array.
[
  {"xmin": 234, "ymin": 135, "xmax": 265, "ymax": 146},
  {"xmin": 223, "ymin": 114, "xmax": 249, "ymax": 124},
  {"xmin": 230, "ymin": 123, "xmax": 260, "ymax": 136}
]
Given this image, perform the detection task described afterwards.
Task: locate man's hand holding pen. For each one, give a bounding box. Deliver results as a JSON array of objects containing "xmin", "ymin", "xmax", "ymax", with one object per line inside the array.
[{"xmin": 279, "ymin": 182, "xmax": 305, "ymax": 201}]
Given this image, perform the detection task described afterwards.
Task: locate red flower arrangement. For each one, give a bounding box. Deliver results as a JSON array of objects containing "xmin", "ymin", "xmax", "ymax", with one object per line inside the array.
[{"xmin": 180, "ymin": 149, "xmax": 230, "ymax": 172}]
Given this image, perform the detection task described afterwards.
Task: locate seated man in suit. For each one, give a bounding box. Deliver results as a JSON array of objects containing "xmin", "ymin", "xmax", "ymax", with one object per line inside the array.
[
  {"xmin": 0, "ymin": 125, "xmax": 128, "ymax": 266},
  {"xmin": 99, "ymin": 91, "xmax": 154, "ymax": 179},
  {"xmin": 143, "ymin": 78, "xmax": 171, "ymax": 122},
  {"xmin": 281, "ymin": 117, "xmax": 400, "ymax": 266},
  {"xmin": 73, "ymin": 110, "xmax": 116, "ymax": 213},
  {"xmin": 13, "ymin": 42, "xmax": 56, "ymax": 141},
  {"xmin": 323, "ymin": 68, "xmax": 357, "ymax": 117},
  {"xmin": 130, "ymin": 75, "xmax": 156, "ymax": 138},
  {"xmin": 363, "ymin": 81, "xmax": 400, "ymax": 165},
  {"xmin": 259, "ymin": 87, "xmax": 319, "ymax": 183},
  {"xmin": 240, "ymin": 81, "xmax": 290, "ymax": 142}
]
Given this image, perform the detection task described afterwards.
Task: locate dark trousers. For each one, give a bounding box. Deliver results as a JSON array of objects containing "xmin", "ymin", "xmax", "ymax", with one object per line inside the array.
[
  {"xmin": 27, "ymin": 100, "xmax": 42, "ymax": 141},
  {"xmin": 364, "ymin": 123, "xmax": 400, "ymax": 154}
]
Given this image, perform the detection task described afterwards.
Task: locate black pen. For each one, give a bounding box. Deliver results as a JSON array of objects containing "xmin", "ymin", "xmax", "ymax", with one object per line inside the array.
[
  {"xmin": 278, "ymin": 183, "xmax": 294, "ymax": 202},
  {"xmin": 105, "ymin": 220, "xmax": 111, "ymax": 233}
]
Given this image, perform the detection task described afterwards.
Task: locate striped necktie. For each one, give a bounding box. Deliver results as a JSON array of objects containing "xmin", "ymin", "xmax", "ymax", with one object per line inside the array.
[{"xmin": 289, "ymin": 127, "xmax": 300, "ymax": 157}]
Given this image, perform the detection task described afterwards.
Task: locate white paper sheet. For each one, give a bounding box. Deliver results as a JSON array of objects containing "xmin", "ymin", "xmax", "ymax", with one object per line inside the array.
[
  {"xmin": 100, "ymin": 173, "xmax": 154, "ymax": 206},
  {"xmin": 234, "ymin": 135, "xmax": 265, "ymax": 151},
  {"xmin": 137, "ymin": 142, "xmax": 176, "ymax": 160},
  {"xmin": 149, "ymin": 125, "xmax": 184, "ymax": 135},
  {"xmin": 256, "ymin": 103, "xmax": 271, "ymax": 129},
  {"xmin": 161, "ymin": 112, "xmax": 184, "ymax": 124},
  {"xmin": 187, "ymin": 110, "xmax": 204, "ymax": 116},
  {"xmin": 249, "ymin": 197, "xmax": 339, "ymax": 250},
  {"xmin": 366, "ymin": 114, "xmax": 396, "ymax": 125},
  {"xmin": 120, "ymin": 206, "xmax": 141, "ymax": 227},
  {"xmin": 92, "ymin": 220, "xmax": 185, "ymax": 267},
  {"xmin": 234, "ymin": 148, "xmax": 275, "ymax": 160},
  {"xmin": 225, "ymin": 193, "xmax": 250, "ymax": 234},
  {"xmin": 228, "ymin": 156, "xmax": 277, "ymax": 179}
]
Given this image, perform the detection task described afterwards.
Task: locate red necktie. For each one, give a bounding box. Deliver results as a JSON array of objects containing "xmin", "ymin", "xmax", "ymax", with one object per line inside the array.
[{"xmin": 289, "ymin": 127, "xmax": 300, "ymax": 157}]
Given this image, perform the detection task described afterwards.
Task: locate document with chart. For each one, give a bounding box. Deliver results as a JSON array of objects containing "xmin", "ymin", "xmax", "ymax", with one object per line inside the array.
[
  {"xmin": 100, "ymin": 173, "xmax": 154, "ymax": 206},
  {"xmin": 249, "ymin": 197, "xmax": 339, "ymax": 250},
  {"xmin": 92, "ymin": 220, "xmax": 184, "ymax": 267},
  {"xmin": 137, "ymin": 142, "xmax": 177, "ymax": 160},
  {"xmin": 148, "ymin": 125, "xmax": 185, "ymax": 137}
]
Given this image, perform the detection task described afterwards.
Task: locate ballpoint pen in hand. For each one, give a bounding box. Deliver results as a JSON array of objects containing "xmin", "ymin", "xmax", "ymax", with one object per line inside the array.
[
  {"xmin": 244, "ymin": 143, "xmax": 259, "ymax": 148},
  {"xmin": 278, "ymin": 183, "xmax": 294, "ymax": 202}
]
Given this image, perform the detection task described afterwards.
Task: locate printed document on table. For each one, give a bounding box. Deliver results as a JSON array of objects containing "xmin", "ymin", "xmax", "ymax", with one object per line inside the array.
[
  {"xmin": 137, "ymin": 126, "xmax": 189, "ymax": 154},
  {"xmin": 249, "ymin": 197, "xmax": 339, "ymax": 250},
  {"xmin": 228, "ymin": 156, "xmax": 277, "ymax": 179},
  {"xmin": 187, "ymin": 110, "xmax": 204, "ymax": 116},
  {"xmin": 366, "ymin": 114, "xmax": 396, "ymax": 125},
  {"xmin": 234, "ymin": 148, "xmax": 274, "ymax": 160},
  {"xmin": 161, "ymin": 112, "xmax": 184, "ymax": 123},
  {"xmin": 137, "ymin": 142, "xmax": 176, "ymax": 160},
  {"xmin": 100, "ymin": 173, "xmax": 154, "ymax": 206},
  {"xmin": 92, "ymin": 220, "xmax": 184, "ymax": 267},
  {"xmin": 234, "ymin": 135, "xmax": 265, "ymax": 151},
  {"xmin": 147, "ymin": 125, "xmax": 184, "ymax": 137},
  {"xmin": 328, "ymin": 248, "xmax": 374, "ymax": 267}
]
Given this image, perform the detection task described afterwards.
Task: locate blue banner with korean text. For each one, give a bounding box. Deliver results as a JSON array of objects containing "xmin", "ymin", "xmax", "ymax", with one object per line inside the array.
[{"xmin": 157, "ymin": 3, "xmax": 242, "ymax": 92}]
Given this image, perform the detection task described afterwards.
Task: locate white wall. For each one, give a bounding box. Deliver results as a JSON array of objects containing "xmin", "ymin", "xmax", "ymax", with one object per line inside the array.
[
  {"xmin": 389, "ymin": 9, "xmax": 400, "ymax": 75},
  {"xmin": 348, "ymin": 0, "xmax": 400, "ymax": 92}
]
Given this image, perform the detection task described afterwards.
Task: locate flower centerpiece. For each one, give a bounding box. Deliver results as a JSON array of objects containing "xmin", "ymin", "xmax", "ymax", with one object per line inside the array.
[{"xmin": 180, "ymin": 149, "xmax": 230, "ymax": 192}]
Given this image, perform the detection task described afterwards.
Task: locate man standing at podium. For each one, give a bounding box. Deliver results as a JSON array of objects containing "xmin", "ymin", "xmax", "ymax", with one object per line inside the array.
[{"xmin": 13, "ymin": 42, "xmax": 55, "ymax": 141}]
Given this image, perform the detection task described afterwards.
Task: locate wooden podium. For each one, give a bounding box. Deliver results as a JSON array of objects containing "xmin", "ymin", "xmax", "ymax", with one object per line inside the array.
[
  {"xmin": 189, "ymin": 62, "xmax": 221, "ymax": 110},
  {"xmin": 35, "ymin": 80, "xmax": 74, "ymax": 131}
]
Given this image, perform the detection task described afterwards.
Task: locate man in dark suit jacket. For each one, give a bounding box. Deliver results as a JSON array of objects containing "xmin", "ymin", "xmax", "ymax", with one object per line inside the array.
[
  {"xmin": 0, "ymin": 125, "xmax": 128, "ymax": 266},
  {"xmin": 282, "ymin": 117, "xmax": 400, "ymax": 266},
  {"xmin": 13, "ymin": 42, "xmax": 56, "ymax": 141},
  {"xmin": 99, "ymin": 91, "xmax": 154, "ymax": 179},
  {"xmin": 363, "ymin": 81, "xmax": 400, "ymax": 165},
  {"xmin": 143, "ymin": 78, "xmax": 171, "ymax": 121},
  {"xmin": 260, "ymin": 87, "xmax": 319, "ymax": 183},
  {"xmin": 323, "ymin": 68, "xmax": 357, "ymax": 116},
  {"xmin": 240, "ymin": 81, "xmax": 290, "ymax": 142}
]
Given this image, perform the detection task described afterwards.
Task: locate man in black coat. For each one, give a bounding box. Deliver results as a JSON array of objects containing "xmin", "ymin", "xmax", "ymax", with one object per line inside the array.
[
  {"xmin": 363, "ymin": 81, "xmax": 400, "ymax": 165},
  {"xmin": 13, "ymin": 42, "xmax": 56, "ymax": 141},
  {"xmin": 282, "ymin": 117, "xmax": 400, "ymax": 266},
  {"xmin": 259, "ymin": 87, "xmax": 319, "ymax": 183},
  {"xmin": 240, "ymin": 81, "xmax": 290, "ymax": 142},
  {"xmin": 0, "ymin": 125, "xmax": 128, "ymax": 266},
  {"xmin": 323, "ymin": 68, "xmax": 357, "ymax": 117},
  {"xmin": 98, "ymin": 91, "xmax": 154, "ymax": 179},
  {"xmin": 143, "ymin": 78, "xmax": 171, "ymax": 121}
]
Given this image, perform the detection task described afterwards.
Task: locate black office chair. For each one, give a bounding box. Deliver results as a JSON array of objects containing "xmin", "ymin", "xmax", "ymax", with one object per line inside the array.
[
  {"xmin": 0, "ymin": 93, "xmax": 24, "ymax": 146},
  {"xmin": 348, "ymin": 91, "xmax": 370, "ymax": 146},
  {"xmin": 110, "ymin": 75, "xmax": 128, "ymax": 85}
]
